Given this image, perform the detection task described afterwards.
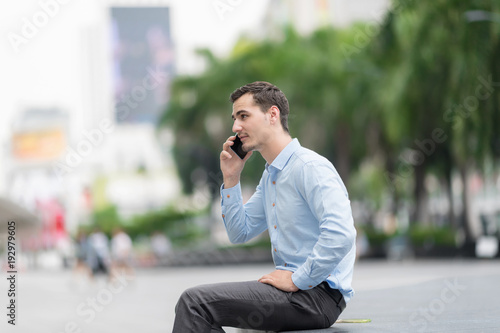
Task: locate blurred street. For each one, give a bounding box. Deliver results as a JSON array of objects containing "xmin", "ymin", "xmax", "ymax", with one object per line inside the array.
[{"xmin": 1, "ymin": 259, "xmax": 499, "ymax": 333}]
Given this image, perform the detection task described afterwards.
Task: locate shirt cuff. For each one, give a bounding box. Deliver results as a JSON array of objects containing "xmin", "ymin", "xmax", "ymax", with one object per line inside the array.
[
  {"xmin": 220, "ymin": 182, "xmax": 242, "ymax": 204},
  {"xmin": 291, "ymin": 267, "xmax": 320, "ymax": 290}
]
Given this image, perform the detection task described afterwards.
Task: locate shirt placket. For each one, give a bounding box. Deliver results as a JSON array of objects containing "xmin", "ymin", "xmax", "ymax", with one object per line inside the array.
[{"xmin": 269, "ymin": 170, "xmax": 280, "ymax": 261}]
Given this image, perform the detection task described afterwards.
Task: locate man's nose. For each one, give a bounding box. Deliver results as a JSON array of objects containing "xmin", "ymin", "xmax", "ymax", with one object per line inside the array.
[{"xmin": 232, "ymin": 121, "xmax": 242, "ymax": 133}]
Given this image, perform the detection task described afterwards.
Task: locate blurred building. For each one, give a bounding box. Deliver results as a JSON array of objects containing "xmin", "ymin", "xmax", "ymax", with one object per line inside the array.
[
  {"xmin": 2, "ymin": 1, "xmax": 185, "ymax": 241},
  {"xmin": 77, "ymin": 4, "xmax": 181, "ymax": 220},
  {"xmin": 5, "ymin": 108, "xmax": 68, "ymax": 247}
]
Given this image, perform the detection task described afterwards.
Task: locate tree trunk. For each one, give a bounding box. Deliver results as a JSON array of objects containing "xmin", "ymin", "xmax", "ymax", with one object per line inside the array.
[
  {"xmin": 444, "ymin": 158, "xmax": 457, "ymax": 229},
  {"xmin": 445, "ymin": 170, "xmax": 456, "ymax": 229},
  {"xmin": 385, "ymin": 156, "xmax": 400, "ymax": 217},
  {"xmin": 412, "ymin": 162, "xmax": 427, "ymax": 225},
  {"xmin": 459, "ymin": 165, "xmax": 474, "ymax": 243}
]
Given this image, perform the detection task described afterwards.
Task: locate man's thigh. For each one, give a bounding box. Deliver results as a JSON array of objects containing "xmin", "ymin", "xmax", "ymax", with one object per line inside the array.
[{"xmin": 185, "ymin": 280, "xmax": 340, "ymax": 331}]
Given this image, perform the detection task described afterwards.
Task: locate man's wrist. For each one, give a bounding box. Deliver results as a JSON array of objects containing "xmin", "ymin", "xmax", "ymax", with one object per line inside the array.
[
  {"xmin": 291, "ymin": 270, "xmax": 315, "ymax": 290},
  {"xmin": 223, "ymin": 176, "xmax": 240, "ymax": 189}
]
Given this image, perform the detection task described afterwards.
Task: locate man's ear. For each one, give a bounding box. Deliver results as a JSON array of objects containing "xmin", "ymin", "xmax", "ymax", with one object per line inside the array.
[{"xmin": 268, "ymin": 105, "xmax": 280, "ymax": 125}]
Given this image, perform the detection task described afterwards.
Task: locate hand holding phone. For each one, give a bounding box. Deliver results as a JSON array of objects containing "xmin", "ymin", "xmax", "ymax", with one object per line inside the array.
[{"xmin": 230, "ymin": 134, "xmax": 247, "ymax": 159}]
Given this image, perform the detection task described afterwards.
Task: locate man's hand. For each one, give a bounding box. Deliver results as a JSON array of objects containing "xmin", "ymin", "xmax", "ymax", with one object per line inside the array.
[
  {"xmin": 258, "ymin": 270, "xmax": 299, "ymax": 292},
  {"xmin": 220, "ymin": 135, "xmax": 252, "ymax": 188}
]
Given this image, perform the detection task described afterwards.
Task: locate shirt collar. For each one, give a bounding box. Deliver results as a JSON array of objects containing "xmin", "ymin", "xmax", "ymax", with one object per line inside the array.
[{"xmin": 265, "ymin": 138, "xmax": 300, "ymax": 172}]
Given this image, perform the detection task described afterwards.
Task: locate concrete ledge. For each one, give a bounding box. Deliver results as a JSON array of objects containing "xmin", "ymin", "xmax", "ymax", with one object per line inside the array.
[{"xmin": 237, "ymin": 327, "xmax": 342, "ymax": 333}]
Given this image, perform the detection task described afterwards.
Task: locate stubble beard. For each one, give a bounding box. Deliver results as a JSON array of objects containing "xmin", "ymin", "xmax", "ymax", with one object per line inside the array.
[
  {"xmin": 242, "ymin": 142, "xmax": 254, "ymax": 152},
  {"xmin": 242, "ymin": 139, "xmax": 259, "ymax": 153}
]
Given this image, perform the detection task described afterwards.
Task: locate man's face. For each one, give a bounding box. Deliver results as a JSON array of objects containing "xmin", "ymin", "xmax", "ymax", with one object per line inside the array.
[{"xmin": 231, "ymin": 93, "xmax": 270, "ymax": 153}]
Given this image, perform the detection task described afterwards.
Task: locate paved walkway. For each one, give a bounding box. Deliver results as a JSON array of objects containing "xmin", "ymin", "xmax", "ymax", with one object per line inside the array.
[
  {"xmin": 284, "ymin": 260, "xmax": 500, "ymax": 333},
  {"xmin": 0, "ymin": 259, "xmax": 499, "ymax": 333}
]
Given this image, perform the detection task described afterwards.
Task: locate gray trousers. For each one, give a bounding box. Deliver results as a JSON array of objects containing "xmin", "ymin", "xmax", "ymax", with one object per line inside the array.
[{"xmin": 173, "ymin": 280, "xmax": 346, "ymax": 332}]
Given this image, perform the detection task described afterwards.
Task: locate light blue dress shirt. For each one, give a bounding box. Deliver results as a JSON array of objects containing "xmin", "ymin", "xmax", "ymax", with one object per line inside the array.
[{"xmin": 221, "ymin": 139, "xmax": 356, "ymax": 302}]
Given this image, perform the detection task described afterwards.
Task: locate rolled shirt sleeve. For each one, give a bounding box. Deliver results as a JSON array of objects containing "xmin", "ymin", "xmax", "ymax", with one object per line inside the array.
[{"xmin": 291, "ymin": 162, "xmax": 356, "ymax": 291}]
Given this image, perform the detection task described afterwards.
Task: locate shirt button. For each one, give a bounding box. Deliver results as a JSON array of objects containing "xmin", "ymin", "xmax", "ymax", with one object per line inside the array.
[
  {"xmin": 227, "ymin": 195, "xmax": 230, "ymax": 198},
  {"xmin": 272, "ymin": 181, "xmax": 276, "ymax": 185},
  {"xmin": 284, "ymin": 263, "xmax": 287, "ymax": 267},
  {"xmin": 222, "ymin": 214, "xmax": 225, "ymax": 218},
  {"xmin": 272, "ymin": 203, "xmax": 275, "ymax": 207},
  {"xmin": 308, "ymin": 285, "xmax": 313, "ymax": 288},
  {"xmin": 274, "ymin": 225, "xmax": 277, "ymax": 229},
  {"xmin": 274, "ymin": 248, "xmax": 277, "ymax": 252}
]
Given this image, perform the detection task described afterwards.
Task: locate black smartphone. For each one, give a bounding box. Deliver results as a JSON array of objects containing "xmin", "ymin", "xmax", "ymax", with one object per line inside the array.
[{"xmin": 230, "ymin": 134, "xmax": 247, "ymax": 159}]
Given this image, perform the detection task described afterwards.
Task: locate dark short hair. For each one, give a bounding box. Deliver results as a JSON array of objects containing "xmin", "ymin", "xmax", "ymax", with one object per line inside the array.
[{"xmin": 230, "ymin": 81, "xmax": 290, "ymax": 133}]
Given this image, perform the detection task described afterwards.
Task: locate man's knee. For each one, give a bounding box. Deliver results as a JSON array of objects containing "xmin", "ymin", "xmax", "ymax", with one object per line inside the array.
[
  {"xmin": 174, "ymin": 285, "xmax": 217, "ymax": 332},
  {"xmin": 176, "ymin": 285, "xmax": 210, "ymax": 311}
]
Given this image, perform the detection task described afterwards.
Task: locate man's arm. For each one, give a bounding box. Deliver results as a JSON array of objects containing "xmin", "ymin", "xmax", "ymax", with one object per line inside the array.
[
  {"xmin": 220, "ymin": 135, "xmax": 267, "ymax": 244},
  {"xmin": 291, "ymin": 162, "xmax": 357, "ymax": 290},
  {"xmin": 221, "ymin": 181, "xmax": 268, "ymax": 244}
]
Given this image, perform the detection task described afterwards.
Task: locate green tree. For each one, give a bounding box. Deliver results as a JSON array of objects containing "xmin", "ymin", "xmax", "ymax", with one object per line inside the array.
[{"xmin": 372, "ymin": 0, "xmax": 500, "ymax": 239}]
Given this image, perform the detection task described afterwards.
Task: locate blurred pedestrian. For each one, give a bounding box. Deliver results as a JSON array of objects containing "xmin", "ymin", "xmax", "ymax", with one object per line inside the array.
[
  {"xmin": 173, "ymin": 82, "xmax": 357, "ymax": 332},
  {"xmin": 110, "ymin": 227, "xmax": 134, "ymax": 276},
  {"xmin": 73, "ymin": 228, "xmax": 92, "ymax": 279},
  {"xmin": 150, "ymin": 230, "xmax": 171, "ymax": 265},
  {"xmin": 87, "ymin": 227, "xmax": 111, "ymax": 279}
]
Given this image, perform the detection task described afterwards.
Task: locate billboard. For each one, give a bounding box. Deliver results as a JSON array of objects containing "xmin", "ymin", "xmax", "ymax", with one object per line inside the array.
[
  {"xmin": 12, "ymin": 128, "xmax": 66, "ymax": 161},
  {"xmin": 110, "ymin": 7, "xmax": 174, "ymax": 124},
  {"xmin": 10, "ymin": 107, "xmax": 68, "ymax": 163}
]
